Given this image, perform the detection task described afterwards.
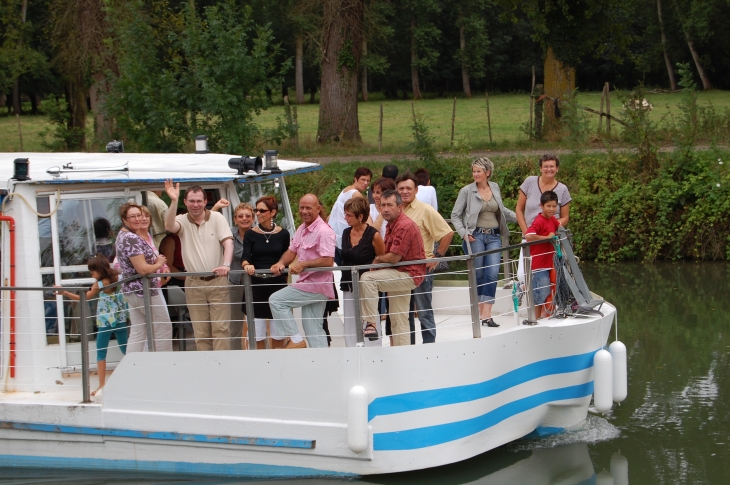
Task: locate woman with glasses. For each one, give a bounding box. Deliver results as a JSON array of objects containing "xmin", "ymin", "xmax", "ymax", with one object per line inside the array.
[
  {"xmin": 240, "ymin": 196, "xmax": 299, "ymax": 349},
  {"xmin": 229, "ymin": 202, "xmax": 255, "ymax": 349},
  {"xmin": 115, "ymin": 203, "xmax": 173, "ymax": 353}
]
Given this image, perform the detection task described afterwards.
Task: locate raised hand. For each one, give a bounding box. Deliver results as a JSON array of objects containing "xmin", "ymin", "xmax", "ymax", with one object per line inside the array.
[{"xmin": 164, "ymin": 179, "xmax": 180, "ymax": 201}]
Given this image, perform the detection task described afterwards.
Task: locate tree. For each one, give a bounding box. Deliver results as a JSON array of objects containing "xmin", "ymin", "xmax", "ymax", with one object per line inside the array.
[
  {"xmin": 48, "ymin": 0, "xmax": 118, "ymax": 149},
  {"xmin": 656, "ymin": 0, "xmax": 677, "ymax": 90},
  {"xmin": 316, "ymin": 0, "xmax": 364, "ymax": 143},
  {"xmin": 360, "ymin": 0, "xmax": 393, "ymax": 101},
  {"xmin": 106, "ymin": 0, "xmax": 290, "ymax": 153},
  {"xmin": 504, "ymin": 0, "xmax": 633, "ymax": 131},
  {"xmin": 451, "ymin": 0, "xmax": 491, "ymax": 97},
  {"xmin": 1, "ymin": 0, "xmax": 48, "ymax": 116},
  {"xmin": 398, "ymin": 0, "xmax": 440, "ymax": 100},
  {"xmin": 671, "ymin": 0, "xmax": 713, "ymax": 90}
]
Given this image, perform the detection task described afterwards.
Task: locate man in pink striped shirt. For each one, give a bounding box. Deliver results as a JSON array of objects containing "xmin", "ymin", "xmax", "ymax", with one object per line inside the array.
[{"xmin": 269, "ymin": 194, "xmax": 336, "ymax": 348}]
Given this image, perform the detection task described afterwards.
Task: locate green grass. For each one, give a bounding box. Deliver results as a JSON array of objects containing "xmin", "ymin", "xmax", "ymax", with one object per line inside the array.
[{"xmin": 3, "ymin": 90, "xmax": 730, "ymax": 155}]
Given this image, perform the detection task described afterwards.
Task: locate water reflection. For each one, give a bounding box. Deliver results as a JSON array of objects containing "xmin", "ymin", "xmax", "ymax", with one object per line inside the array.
[{"xmin": 0, "ymin": 444, "xmax": 628, "ymax": 485}]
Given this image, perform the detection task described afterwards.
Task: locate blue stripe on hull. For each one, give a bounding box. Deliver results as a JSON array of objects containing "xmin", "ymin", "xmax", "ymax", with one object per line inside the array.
[
  {"xmin": 368, "ymin": 351, "xmax": 597, "ymax": 421},
  {"xmin": 0, "ymin": 454, "xmax": 355, "ymax": 479},
  {"xmin": 0, "ymin": 421, "xmax": 313, "ymax": 449},
  {"xmin": 373, "ymin": 382, "xmax": 594, "ymax": 451}
]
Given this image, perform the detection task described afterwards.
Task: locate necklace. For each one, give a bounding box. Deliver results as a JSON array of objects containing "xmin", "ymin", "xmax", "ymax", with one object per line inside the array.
[{"xmin": 259, "ymin": 222, "xmax": 276, "ymax": 243}]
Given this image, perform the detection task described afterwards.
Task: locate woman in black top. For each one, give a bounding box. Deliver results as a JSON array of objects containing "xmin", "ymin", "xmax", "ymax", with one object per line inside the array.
[
  {"xmin": 241, "ymin": 196, "xmax": 299, "ymax": 349},
  {"xmin": 340, "ymin": 197, "xmax": 385, "ymax": 346}
]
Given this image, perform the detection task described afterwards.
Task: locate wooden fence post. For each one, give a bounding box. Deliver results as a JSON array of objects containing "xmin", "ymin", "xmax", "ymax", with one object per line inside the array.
[
  {"xmin": 534, "ymin": 84, "xmax": 544, "ymax": 140},
  {"xmin": 451, "ymin": 97, "xmax": 457, "ymax": 146},
  {"xmin": 529, "ymin": 66, "xmax": 535, "ymax": 141},
  {"xmin": 605, "ymin": 82, "xmax": 611, "ymax": 134},
  {"xmin": 378, "ymin": 103, "xmax": 383, "ymax": 151},
  {"xmin": 598, "ymin": 84, "xmax": 605, "ymax": 133},
  {"xmin": 16, "ymin": 114, "xmax": 23, "ymax": 151},
  {"xmin": 485, "ymin": 91, "xmax": 493, "ymax": 144}
]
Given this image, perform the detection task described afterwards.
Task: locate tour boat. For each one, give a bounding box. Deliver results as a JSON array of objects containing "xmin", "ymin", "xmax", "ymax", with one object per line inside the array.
[{"xmin": 0, "ymin": 151, "xmax": 626, "ymax": 478}]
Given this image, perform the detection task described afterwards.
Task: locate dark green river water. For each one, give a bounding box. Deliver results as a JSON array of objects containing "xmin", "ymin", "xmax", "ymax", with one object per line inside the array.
[{"xmin": 1, "ymin": 263, "xmax": 728, "ymax": 484}]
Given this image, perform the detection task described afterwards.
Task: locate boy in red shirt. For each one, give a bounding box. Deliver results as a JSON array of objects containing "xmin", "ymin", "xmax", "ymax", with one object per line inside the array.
[{"xmin": 525, "ymin": 190, "xmax": 560, "ymax": 319}]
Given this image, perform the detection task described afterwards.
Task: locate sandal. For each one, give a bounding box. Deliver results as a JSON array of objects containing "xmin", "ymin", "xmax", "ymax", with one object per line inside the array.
[{"xmin": 363, "ymin": 323, "xmax": 379, "ymax": 341}]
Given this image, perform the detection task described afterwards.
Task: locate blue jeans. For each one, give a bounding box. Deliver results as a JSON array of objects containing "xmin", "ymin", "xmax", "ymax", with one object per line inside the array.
[
  {"xmin": 95, "ymin": 325, "xmax": 128, "ymax": 361},
  {"xmin": 269, "ymin": 286, "xmax": 328, "ymax": 348},
  {"xmin": 463, "ymin": 232, "xmax": 502, "ymax": 304},
  {"xmin": 408, "ymin": 271, "xmax": 436, "ymax": 344},
  {"xmin": 532, "ymin": 269, "xmax": 551, "ymax": 305}
]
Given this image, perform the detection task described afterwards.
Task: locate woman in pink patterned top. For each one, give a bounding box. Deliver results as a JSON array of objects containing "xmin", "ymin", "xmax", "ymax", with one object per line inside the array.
[{"xmin": 115, "ymin": 203, "xmax": 173, "ymax": 353}]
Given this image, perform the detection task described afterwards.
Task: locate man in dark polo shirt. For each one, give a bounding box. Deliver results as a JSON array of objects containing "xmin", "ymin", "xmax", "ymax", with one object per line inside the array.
[{"xmin": 359, "ymin": 190, "xmax": 425, "ymax": 346}]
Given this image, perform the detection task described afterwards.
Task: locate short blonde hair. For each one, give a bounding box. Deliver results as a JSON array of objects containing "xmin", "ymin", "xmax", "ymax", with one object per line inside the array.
[
  {"xmin": 234, "ymin": 202, "xmax": 254, "ymax": 218},
  {"xmin": 472, "ymin": 157, "xmax": 494, "ymax": 178}
]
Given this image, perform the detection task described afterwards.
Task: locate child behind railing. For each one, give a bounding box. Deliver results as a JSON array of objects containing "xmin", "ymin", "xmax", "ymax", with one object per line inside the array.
[{"xmin": 56, "ymin": 254, "xmax": 129, "ymax": 396}]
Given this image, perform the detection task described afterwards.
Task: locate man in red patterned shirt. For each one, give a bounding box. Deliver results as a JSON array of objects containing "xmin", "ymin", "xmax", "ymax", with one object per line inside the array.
[{"xmin": 360, "ymin": 190, "xmax": 426, "ymax": 346}]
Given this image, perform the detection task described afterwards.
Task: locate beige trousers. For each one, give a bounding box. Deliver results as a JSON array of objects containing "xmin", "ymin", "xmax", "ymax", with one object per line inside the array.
[
  {"xmin": 186, "ymin": 276, "xmax": 231, "ymax": 351},
  {"xmin": 360, "ymin": 269, "xmax": 416, "ymax": 346}
]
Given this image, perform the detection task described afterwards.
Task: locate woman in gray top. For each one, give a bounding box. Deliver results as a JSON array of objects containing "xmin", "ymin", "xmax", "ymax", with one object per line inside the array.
[
  {"xmin": 515, "ymin": 153, "xmax": 572, "ymax": 234},
  {"xmin": 451, "ymin": 157, "xmax": 516, "ymax": 327}
]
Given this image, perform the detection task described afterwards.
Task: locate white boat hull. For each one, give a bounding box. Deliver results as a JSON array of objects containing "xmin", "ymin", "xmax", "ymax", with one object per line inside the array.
[{"xmin": 0, "ymin": 305, "xmax": 615, "ymax": 478}]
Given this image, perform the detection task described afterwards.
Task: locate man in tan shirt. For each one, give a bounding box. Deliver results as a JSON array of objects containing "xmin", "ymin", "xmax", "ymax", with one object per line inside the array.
[
  {"xmin": 396, "ymin": 171, "xmax": 453, "ymax": 344},
  {"xmin": 145, "ymin": 191, "xmax": 168, "ymax": 247},
  {"xmin": 164, "ymin": 181, "xmax": 234, "ymax": 351}
]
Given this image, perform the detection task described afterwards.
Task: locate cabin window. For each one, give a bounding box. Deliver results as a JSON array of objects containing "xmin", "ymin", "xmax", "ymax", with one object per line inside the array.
[
  {"xmin": 41, "ymin": 194, "xmax": 136, "ymax": 342},
  {"xmin": 39, "ymin": 196, "xmax": 129, "ymax": 271}
]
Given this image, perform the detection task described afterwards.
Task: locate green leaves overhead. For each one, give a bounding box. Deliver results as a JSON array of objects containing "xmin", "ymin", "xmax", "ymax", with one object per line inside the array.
[{"xmin": 106, "ymin": 0, "xmax": 291, "ymax": 154}]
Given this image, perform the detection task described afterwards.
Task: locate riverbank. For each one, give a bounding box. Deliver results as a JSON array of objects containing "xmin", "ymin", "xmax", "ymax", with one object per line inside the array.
[{"xmin": 286, "ymin": 147, "xmax": 730, "ymax": 262}]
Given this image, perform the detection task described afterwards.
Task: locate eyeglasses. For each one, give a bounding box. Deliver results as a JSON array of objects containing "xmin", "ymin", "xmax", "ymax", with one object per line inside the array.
[
  {"xmin": 126, "ymin": 214, "xmax": 143, "ymax": 220},
  {"xmin": 254, "ymin": 209, "xmax": 270, "ymax": 213}
]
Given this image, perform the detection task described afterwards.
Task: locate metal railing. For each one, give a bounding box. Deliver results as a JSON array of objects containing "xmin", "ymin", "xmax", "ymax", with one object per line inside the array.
[{"xmin": 1, "ymin": 228, "xmax": 591, "ymax": 403}]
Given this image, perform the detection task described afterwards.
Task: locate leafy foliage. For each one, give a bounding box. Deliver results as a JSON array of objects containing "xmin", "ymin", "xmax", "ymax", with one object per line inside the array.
[
  {"xmin": 105, "ymin": 0, "xmax": 291, "ymax": 154},
  {"xmin": 39, "ymin": 96, "xmax": 87, "ymax": 151},
  {"xmin": 409, "ymin": 110, "xmax": 437, "ymax": 164}
]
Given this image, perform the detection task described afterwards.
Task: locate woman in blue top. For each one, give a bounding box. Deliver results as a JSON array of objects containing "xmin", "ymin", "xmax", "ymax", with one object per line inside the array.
[{"xmin": 56, "ymin": 254, "xmax": 129, "ymax": 396}]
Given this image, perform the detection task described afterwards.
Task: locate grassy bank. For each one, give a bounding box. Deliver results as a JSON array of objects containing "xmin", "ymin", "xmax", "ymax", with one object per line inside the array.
[{"xmin": 3, "ymin": 90, "xmax": 730, "ymax": 155}]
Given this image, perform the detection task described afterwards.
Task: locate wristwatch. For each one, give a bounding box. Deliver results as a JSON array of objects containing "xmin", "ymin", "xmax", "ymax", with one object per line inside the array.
[
  {"xmin": 434, "ymin": 251, "xmax": 444, "ymax": 258},
  {"xmin": 223, "ymin": 262, "xmax": 231, "ymax": 267}
]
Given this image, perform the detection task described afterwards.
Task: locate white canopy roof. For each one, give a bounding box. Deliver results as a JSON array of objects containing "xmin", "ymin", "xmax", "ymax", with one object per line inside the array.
[{"xmin": 0, "ymin": 152, "xmax": 320, "ymax": 185}]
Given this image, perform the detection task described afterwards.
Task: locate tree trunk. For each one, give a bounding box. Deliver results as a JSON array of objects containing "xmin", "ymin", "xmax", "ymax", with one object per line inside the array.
[
  {"xmin": 543, "ymin": 46, "xmax": 575, "ymax": 133},
  {"xmin": 67, "ymin": 79, "xmax": 87, "ymax": 150},
  {"xmin": 295, "ymin": 36, "xmax": 305, "ymax": 104},
  {"xmin": 459, "ymin": 23, "xmax": 471, "ymax": 98},
  {"xmin": 12, "ymin": 79, "xmax": 21, "ymax": 116},
  {"xmin": 656, "ymin": 0, "xmax": 677, "ymax": 91},
  {"xmin": 317, "ymin": 0, "xmax": 363, "ymax": 143},
  {"xmin": 12, "ymin": 0, "xmax": 29, "ymax": 116},
  {"xmin": 684, "ymin": 32, "xmax": 712, "ymax": 90},
  {"xmin": 361, "ymin": 38, "xmax": 368, "ymax": 101},
  {"xmin": 89, "ymin": 72, "xmax": 112, "ymax": 142},
  {"xmin": 410, "ymin": 17, "xmax": 422, "ymax": 100}
]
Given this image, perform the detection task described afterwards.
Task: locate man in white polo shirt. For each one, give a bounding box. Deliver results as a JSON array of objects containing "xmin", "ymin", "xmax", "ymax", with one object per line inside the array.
[{"xmin": 164, "ymin": 181, "xmax": 234, "ymax": 351}]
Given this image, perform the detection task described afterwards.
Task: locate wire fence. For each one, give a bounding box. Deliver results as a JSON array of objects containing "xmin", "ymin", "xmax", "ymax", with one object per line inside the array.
[{"xmin": 1, "ymin": 227, "xmax": 596, "ymax": 402}]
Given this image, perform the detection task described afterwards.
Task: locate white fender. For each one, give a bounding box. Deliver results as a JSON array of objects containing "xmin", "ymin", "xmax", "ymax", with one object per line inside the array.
[
  {"xmin": 347, "ymin": 385, "xmax": 369, "ymax": 453},
  {"xmin": 608, "ymin": 341, "xmax": 628, "ymax": 403},
  {"xmin": 595, "ymin": 470, "xmax": 615, "ymax": 485},
  {"xmin": 593, "ymin": 349, "xmax": 613, "ymax": 413},
  {"xmin": 610, "ymin": 453, "xmax": 629, "ymax": 485}
]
